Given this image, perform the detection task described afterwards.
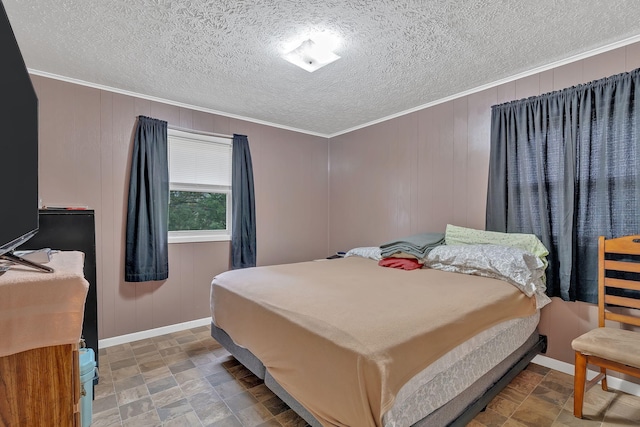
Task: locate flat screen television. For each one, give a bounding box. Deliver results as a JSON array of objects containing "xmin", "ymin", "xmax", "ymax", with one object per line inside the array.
[{"xmin": 0, "ymin": 1, "xmax": 52, "ymax": 273}]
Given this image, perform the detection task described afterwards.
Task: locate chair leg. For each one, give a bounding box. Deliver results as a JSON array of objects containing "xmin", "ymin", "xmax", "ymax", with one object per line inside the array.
[
  {"xmin": 574, "ymin": 351, "xmax": 587, "ymax": 418},
  {"xmin": 600, "ymin": 367, "xmax": 608, "ymax": 391}
]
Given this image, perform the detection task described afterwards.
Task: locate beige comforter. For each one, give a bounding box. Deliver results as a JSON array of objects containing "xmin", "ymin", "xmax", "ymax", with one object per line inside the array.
[{"xmin": 211, "ymin": 256, "xmax": 536, "ymax": 427}]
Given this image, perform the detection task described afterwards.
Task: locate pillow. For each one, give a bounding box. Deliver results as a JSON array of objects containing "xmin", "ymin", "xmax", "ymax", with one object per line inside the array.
[
  {"xmin": 445, "ymin": 224, "xmax": 549, "ymax": 268},
  {"xmin": 344, "ymin": 246, "xmax": 382, "ymax": 261},
  {"xmin": 424, "ymin": 244, "xmax": 551, "ymax": 309}
]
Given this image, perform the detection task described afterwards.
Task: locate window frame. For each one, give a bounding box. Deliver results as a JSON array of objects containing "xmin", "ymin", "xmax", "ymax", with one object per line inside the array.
[{"xmin": 167, "ymin": 128, "xmax": 233, "ymax": 244}]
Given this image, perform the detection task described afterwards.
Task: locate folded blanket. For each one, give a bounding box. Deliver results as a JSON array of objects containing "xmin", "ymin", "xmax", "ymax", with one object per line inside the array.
[{"xmin": 379, "ymin": 232, "xmax": 445, "ymax": 259}]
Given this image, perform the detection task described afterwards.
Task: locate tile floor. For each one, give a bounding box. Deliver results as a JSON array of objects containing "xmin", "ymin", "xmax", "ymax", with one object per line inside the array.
[{"xmin": 91, "ymin": 325, "xmax": 640, "ymax": 427}]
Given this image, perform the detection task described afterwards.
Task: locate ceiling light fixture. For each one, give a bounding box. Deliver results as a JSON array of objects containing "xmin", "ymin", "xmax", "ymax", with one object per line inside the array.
[{"xmin": 283, "ymin": 39, "xmax": 340, "ymax": 72}]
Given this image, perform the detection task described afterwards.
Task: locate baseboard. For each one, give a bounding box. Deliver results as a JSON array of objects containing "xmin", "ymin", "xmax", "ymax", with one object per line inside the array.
[
  {"xmin": 98, "ymin": 317, "xmax": 212, "ymax": 348},
  {"xmin": 533, "ymin": 354, "xmax": 640, "ymax": 397}
]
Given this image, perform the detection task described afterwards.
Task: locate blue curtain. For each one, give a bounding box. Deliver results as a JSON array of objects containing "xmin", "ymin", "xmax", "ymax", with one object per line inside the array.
[
  {"xmin": 125, "ymin": 116, "xmax": 169, "ymax": 282},
  {"xmin": 231, "ymin": 134, "xmax": 256, "ymax": 268},
  {"xmin": 486, "ymin": 69, "xmax": 640, "ymax": 302}
]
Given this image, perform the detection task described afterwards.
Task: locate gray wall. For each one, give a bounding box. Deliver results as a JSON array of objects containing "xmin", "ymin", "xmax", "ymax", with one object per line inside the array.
[
  {"xmin": 32, "ymin": 75, "xmax": 329, "ymax": 339},
  {"xmin": 328, "ymin": 42, "xmax": 640, "ymax": 366},
  {"xmin": 32, "ymin": 40, "xmax": 640, "ymax": 369}
]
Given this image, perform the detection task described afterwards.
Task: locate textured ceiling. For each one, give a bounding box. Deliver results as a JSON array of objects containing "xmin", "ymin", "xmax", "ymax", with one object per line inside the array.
[{"xmin": 4, "ymin": 0, "xmax": 640, "ymax": 136}]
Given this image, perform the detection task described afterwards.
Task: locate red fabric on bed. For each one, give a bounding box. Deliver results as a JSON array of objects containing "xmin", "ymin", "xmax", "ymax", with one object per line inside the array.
[{"xmin": 378, "ymin": 257, "xmax": 422, "ymax": 270}]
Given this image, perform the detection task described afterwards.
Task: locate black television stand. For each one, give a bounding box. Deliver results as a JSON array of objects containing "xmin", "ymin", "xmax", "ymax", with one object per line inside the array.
[{"xmin": 0, "ymin": 251, "xmax": 54, "ymax": 273}]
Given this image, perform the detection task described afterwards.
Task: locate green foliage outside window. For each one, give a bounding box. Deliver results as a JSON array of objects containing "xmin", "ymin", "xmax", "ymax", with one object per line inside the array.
[{"xmin": 169, "ymin": 191, "xmax": 227, "ymax": 231}]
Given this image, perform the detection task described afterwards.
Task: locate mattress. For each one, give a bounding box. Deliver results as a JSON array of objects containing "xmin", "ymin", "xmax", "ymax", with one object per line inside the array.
[
  {"xmin": 384, "ymin": 311, "xmax": 539, "ymax": 426},
  {"xmin": 210, "ymin": 256, "xmax": 538, "ymax": 427},
  {"xmin": 211, "ymin": 313, "xmax": 540, "ymax": 427}
]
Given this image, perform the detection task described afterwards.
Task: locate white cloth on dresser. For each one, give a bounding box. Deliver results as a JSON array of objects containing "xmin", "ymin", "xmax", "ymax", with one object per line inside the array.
[{"xmin": 0, "ymin": 251, "xmax": 88, "ymax": 357}]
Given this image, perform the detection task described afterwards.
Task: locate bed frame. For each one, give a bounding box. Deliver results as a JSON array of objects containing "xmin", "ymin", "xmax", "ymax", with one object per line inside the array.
[{"xmin": 211, "ymin": 322, "xmax": 547, "ymax": 427}]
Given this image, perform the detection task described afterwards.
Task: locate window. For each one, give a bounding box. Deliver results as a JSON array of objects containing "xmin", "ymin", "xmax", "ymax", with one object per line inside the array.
[
  {"xmin": 487, "ymin": 70, "xmax": 640, "ymax": 303},
  {"xmin": 167, "ymin": 128, "xmax": 232, "ymax": 243}
]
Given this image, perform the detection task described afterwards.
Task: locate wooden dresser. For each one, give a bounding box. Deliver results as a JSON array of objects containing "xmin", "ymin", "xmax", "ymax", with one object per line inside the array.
[
  {"xmin": 0, "ymin": 251, "xmax": 89, "ymax": 427},
  {"xmin": 18, "ymin": 209, "xmax": 99, "ymax": 382}
]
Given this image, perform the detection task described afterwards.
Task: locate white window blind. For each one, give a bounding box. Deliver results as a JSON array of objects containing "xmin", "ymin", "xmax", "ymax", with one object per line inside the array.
[{"xmin": 168, "ymin": 130, "xmax": 231, "ymax": 189}]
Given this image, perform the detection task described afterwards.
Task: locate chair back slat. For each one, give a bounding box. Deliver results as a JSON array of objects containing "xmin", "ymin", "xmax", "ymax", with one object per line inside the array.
[
  {"xmin": 598, "ymin": 235, "xmax": 640, "ymax": 328},
  {"xmin": 603, "ymin": 278, "xmax": 640, "ymax": 292},
  {"xmin": 604, "ymin": 295, "xmax": 640, "ymax": 311},
  {"xmin": 603, "ymin": 235, "xmax": 640, "ymax": 255},
  {"xmin": 604, "ymin": 260, "xmax": 640, "ymax": 274},
  {"xmin": 605, "ymin": 312, "xmax": 640, "ymax": 328}
]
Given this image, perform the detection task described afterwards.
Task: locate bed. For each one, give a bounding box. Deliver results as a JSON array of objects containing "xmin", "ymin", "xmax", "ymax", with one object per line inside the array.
[{"xmin": 210, "ymin": 238, "xmax": 550, "ymax": 427}]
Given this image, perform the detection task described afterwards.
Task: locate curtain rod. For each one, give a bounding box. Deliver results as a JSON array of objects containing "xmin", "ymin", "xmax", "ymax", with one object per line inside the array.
[{"xmin": 168, "ymin": 125, "xmax": 233, "ymax": 140}]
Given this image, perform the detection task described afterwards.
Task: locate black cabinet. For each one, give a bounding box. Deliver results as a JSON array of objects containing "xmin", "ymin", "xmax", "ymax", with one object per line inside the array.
[{"xmin": 18, "ymin": 209, "xmax": 98, "ymax": 379}]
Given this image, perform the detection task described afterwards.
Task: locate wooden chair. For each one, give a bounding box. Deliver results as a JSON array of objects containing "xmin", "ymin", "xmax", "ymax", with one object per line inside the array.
[{"xmin": 571, "ymin": 235, "xmax": 640, "ymax": 418}]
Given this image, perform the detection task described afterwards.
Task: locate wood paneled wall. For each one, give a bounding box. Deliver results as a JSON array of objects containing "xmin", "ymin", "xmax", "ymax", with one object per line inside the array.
[
  {"xmin": 31, "ymin": 76, "xmax": 329, "ymax": 339},
  {"xmin": 29, "ymin": 40, "xmax": 640, "ymax": 366},
  {"xmin": 328, "ymin": 42, "xmax": 640, "ymax": 366}
]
